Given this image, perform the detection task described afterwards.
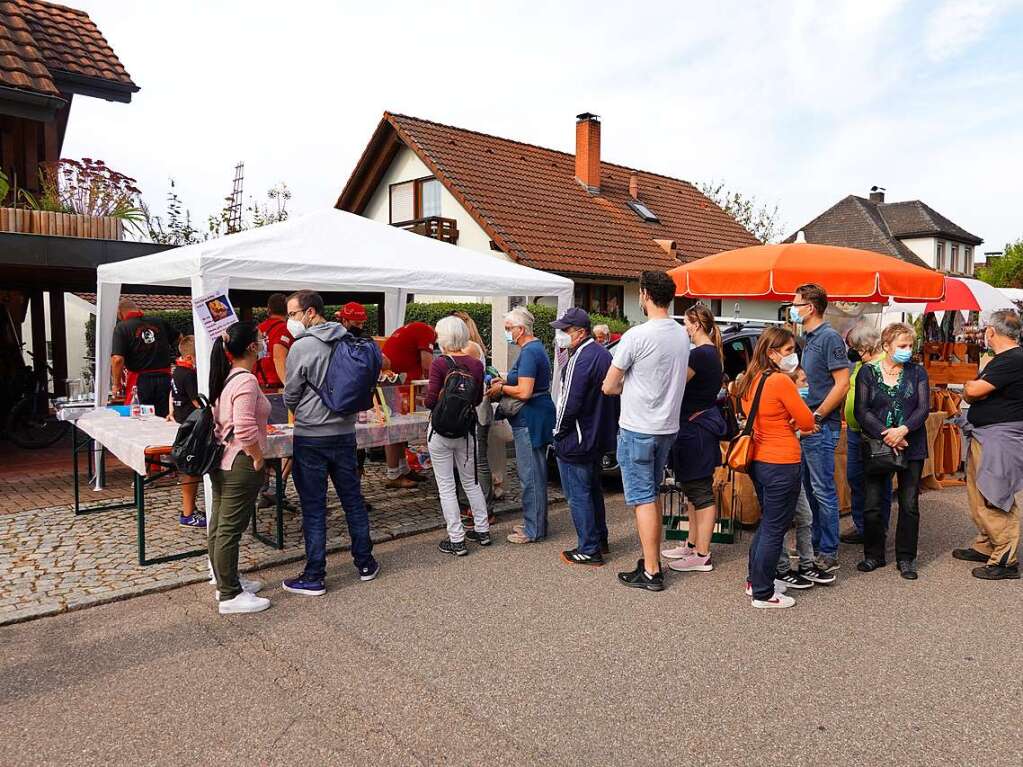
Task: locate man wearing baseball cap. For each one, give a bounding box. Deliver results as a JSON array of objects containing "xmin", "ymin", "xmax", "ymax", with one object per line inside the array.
[
  {"xmin": 551, "ymin": 307, "xmax": 619, "ymax": 566},
  {"xmin": 336, "ymin": 301, "xmax": 369, "ymax": 336}
]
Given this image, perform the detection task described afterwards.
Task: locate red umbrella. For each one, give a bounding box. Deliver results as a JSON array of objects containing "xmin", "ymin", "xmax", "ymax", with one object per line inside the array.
[{"xmin": 670, "ymin": 243, "xmax": 945, "ymax": 303}]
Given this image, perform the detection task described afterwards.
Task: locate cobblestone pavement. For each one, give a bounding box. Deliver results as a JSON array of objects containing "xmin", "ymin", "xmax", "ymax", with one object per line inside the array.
[{"xmin": 0, "ymin": 458, "xmax": 563, "ymax": 626}]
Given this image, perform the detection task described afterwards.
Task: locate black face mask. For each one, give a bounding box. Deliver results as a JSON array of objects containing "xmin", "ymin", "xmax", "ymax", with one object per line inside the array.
[{"xmin": 847, "ymin": 347, "xmax": 861, "ymax": 363}]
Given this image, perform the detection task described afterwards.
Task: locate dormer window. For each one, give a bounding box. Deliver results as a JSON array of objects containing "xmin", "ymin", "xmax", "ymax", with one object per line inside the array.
[{"xmin": 626, "ymin": 199, "xmax": 659, "ymax": 223}]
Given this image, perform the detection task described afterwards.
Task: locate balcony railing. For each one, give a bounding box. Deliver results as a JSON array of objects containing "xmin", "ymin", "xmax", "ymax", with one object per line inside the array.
[
  {"xmin": 395, "ymin": 216, "xmax": 459, "ymax": 245},
  {"xmin": 0, "ymin": 208, "xmax": 124, "ymax": 240}
]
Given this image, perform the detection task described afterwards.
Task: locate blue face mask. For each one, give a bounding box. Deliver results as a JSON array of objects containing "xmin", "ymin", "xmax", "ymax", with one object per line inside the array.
[
  {"xmin": 798, "ymin": 386, "xmax": 810, "ymax": 399},
  {"xmin": 789, "ymin": 306, "xmax": 804, "ymax": 325},
  {"xmin": 892, "ymin": 348, "xmax": 913, "ymax": 364},
  {"xmin": 504, "ymin": 330, "xmax": 515, "ymax": 345}
]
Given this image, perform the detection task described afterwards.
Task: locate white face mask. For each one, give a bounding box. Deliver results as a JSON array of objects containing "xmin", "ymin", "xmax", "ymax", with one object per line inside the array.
[
  {"xmin": 554, "ymin": 329, "xmax": 572, "ymax": 349},
  {"xmin": 777, "ymin": 352, "xmax": 799, "ymax": 373},
  {"xmin": 287, "ymin": 317, "xmax": 306, "ymax": 338}
]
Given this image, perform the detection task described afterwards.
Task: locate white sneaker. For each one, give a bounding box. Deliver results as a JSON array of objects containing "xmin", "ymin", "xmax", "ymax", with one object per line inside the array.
[
  {"xmin": 751, "ymin": 592, "xmax": 796, "ymax": 609},
  {"xmin": 662, "ymin": 544, "xmax": 695, "ymax": 560},
  {"xmin": 744, "ymin": 580, "xmax": 789, "ymax": 596},
  {"xmin": 218, "ymin": 591, "xmax": 271, "ymax": 615},
  {"xmin": 215, "ymin": 576, "xmax": 264, "ymax": 600}
]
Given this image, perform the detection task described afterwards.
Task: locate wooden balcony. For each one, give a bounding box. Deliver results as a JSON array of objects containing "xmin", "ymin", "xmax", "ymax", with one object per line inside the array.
[
  {"xmin": 0, "ymin": 208, "xmax": 124, "ymax": 240},
  {"xmin": 395, "ymin": 216, "xmax": 458, "ymax": 245}
]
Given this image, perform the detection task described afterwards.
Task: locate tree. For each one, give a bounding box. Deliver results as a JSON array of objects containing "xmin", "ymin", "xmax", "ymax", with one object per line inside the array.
[
  {"xmin": 978, "ymin": 238, "xmax": 1023, "ymax": 289},
  {"xmin": 698, "ymin": 180, "xmax": 784, "ymax": 244}
]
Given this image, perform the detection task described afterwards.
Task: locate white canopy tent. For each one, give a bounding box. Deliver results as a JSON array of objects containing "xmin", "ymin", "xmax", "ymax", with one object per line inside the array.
[{"xmin": 94, "ymin": 208, "xmax": 574, "ymax": 405}]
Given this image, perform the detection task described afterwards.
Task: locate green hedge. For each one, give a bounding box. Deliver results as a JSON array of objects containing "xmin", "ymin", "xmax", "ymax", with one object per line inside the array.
[{"xmin": 85, "ymin": 301, "xmax": 630, "ymax": 364}]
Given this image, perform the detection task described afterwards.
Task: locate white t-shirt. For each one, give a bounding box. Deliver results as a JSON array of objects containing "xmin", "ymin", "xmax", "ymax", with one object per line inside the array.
[{"xmin": 612, "ymin": 318, "xmax": 690, "ymax": 435}]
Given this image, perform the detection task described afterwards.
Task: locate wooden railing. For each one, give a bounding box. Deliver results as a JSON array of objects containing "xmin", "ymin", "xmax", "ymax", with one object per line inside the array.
[
  {"xmin": 395, "ymin": 216, "xmax": 458, "ymax": 244},
  {"xmin": 0, "ymin": 208, "xmax": 124, "ymax": 240}
]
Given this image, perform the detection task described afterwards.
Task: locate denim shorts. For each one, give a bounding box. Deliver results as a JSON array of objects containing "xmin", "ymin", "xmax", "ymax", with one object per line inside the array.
[{"xmin": 617, "ymin": 428, "xmax": 677, "ymax": 506}]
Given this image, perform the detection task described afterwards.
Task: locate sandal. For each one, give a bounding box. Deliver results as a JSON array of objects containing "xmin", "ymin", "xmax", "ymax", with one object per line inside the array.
[
  {"xmin": 856, "ymin": 558, "xmax": 886, "ymax": 572},
  {"xmin": 506, "ymin": 531, "xmax": 534, "ymax": 544}
]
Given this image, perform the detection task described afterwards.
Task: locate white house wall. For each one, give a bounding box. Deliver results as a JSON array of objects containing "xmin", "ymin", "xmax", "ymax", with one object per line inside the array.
[{"xmin": 901, "ymin": 237, "xmax": 936, "ymax": 269}]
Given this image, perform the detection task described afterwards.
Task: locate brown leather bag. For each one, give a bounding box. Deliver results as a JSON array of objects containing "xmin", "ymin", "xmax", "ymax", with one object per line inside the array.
[{"xmin": 725, "ymin": 372, "xmax": 772, "ymax": 474}]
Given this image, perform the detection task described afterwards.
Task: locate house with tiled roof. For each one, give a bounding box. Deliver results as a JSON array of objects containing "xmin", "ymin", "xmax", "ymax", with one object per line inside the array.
[
  {"xmin": 1, "ymin": 1, "xmax": 168, "ymax": 397},
  {"xmin": 337, "ymin": 112, "xmax": 759, "ymax": 324},
  {"xmin": 785, "ymin": 188, "xmax": 983, "ymax": 276}
]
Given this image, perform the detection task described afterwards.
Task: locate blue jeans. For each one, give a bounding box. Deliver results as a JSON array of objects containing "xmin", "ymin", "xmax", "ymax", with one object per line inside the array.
[
  {"xmin": 846, "ymin": 429, "xmax": 892, "ymax": 534},
  {"xmin": 617, "ymin": 428, "xmax": 676, "ymax": 506},
  {"xmin": 801, "ymin": 423, "xmax": 840, "ymax": 557},
  {"xmin": 292, "ymin": 433, "xmax": 375, "ymax": 580},
  {"xmin": 512, "ymin": 426, "xmax": 549, "ymax": 540},
  {"xmin": 748, "ymin": 461, "xmax": 802, "ymax": 600},
  {"xmin": 557, "ymin": 458, "xmax": 607, "ymax": 555}
]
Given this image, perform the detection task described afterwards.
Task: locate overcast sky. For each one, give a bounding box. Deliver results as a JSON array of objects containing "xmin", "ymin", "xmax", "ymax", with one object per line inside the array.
[{"xmin": 65, "ymin": 0, "xmax": 1023, "ymax": 254}]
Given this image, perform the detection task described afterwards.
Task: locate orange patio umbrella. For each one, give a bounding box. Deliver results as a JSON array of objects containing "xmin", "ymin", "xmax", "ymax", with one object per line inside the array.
[{"xmin": 670, "ymin": 243, "xmax": 945, "ymax": 303}]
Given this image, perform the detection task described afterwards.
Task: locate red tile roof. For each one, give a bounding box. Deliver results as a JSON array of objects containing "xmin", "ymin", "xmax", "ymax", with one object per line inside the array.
[
  {"xmin": 0, "ymin": 0, "xmax": 136, "ymax": 100},
  {"xmin": 338, "ymin": 113, "xmax": 760, "ymax": 280},
  {"xmin": 74, "ymin": 292, "xmax": 191, "ymax": 312}
]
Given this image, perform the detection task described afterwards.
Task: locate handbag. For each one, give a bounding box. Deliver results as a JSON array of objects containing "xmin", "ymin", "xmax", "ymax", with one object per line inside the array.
[
  {"xmin": 724, "ymin": 372, "xmax": 771, "ymax": 474},
  {"xmin": 495, "ymin": 395, "xmax": 525, "ymax": 420},
  {"xmin": 862, "ymin": 435, "xmax": 908, "ymax": 475}
]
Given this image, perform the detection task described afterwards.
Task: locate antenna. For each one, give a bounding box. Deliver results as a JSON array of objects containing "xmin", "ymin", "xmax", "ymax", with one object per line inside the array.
[{"xmin": 226, "ymin": 161, "xmax": 244, "ymax": 234}]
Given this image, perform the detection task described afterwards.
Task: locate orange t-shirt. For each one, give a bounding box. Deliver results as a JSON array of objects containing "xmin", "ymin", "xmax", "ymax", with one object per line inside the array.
[{"xmin": 740, "ymin": 372, "xmax": 815, "ymax": 465}]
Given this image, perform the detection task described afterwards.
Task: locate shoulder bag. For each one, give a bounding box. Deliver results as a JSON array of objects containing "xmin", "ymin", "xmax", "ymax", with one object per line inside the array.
[
  {"xmin": 860, "ymin": 363, "xmax": 908, "ymax": 475},
  {"xmin": 724, "ymin": 372, "xmax": 771, "ymax": 474}
]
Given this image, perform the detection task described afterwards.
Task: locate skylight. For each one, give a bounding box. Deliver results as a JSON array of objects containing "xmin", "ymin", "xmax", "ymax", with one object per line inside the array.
[{"xmin": 627, "ymin": 199, "xmax": 659, "ymax": 223}]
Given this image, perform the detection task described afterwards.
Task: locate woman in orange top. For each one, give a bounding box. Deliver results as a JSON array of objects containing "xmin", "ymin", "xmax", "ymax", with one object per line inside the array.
[{"xmin": 736, "ymin": 327, "xmax": 815, "ymax": 609}]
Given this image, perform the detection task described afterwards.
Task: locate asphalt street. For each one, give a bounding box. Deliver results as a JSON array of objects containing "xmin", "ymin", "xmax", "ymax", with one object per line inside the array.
[{"xmin": 1, "ymin": 486, "xmax": 1019, "ymax": 766}]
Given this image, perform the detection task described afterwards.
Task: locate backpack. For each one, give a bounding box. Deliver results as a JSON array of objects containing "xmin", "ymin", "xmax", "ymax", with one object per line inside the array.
[
  {"xmin": 307, "ymin": 333, "xmax": 383, "ymax": 416},
  {"xmin": 170, "ymin": 371, "xmax": 245, "ymax": 476},
  {"xmin": 429, "ymin": 356, "xmax": 480, "ymax": 439}
]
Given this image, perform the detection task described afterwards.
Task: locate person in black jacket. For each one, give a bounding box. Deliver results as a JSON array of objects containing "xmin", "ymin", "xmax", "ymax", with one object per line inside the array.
[
  {"xmin": 552, "ymin": 308, "xmax": 620, "ymax": 566},
  {"xmin": 853, "ymin": 322, "xmax": 930, "ymax": 580}
]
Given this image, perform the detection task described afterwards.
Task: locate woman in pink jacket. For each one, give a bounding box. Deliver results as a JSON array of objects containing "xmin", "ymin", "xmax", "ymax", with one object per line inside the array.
[{"xmin": 209, "ymin": 321, "xmax": 272, "ymax": 615}]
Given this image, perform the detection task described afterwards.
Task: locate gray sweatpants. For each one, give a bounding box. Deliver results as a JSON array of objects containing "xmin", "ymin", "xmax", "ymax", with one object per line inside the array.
[
  {"xmin": 778, "ymin": 484, "xmax": 815, "ymax": 574},
  {"xmin": 429, "ymin": 431, "xmax": 489, "ymax": 543}
]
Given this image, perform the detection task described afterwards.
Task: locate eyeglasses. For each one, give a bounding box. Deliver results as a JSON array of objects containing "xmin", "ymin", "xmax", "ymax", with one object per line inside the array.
[
  {"xmin": 287, "ymin": 309, "xmax": 306, "ymax": 319},
  {"xmin": 790, "ymin": 303, "xmax": 810, "ymax": 308}
]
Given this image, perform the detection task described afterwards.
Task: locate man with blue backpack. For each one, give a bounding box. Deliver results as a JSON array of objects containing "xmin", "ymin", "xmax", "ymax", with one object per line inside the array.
[{"xmin": 281, "ymin": 290, "xmax": 382, "ymax": 596}]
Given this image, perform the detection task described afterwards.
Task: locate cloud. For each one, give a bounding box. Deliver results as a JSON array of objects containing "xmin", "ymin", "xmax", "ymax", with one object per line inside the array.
[{"xmin": 923, "ymin": 0, "xmax": 1012, "ymax": 62}]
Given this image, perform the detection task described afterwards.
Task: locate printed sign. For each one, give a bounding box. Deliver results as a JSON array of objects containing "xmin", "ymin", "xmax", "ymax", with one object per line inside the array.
[{"xmin": 193, "ymin": 291, "xmax": 238, "ymax": 341}]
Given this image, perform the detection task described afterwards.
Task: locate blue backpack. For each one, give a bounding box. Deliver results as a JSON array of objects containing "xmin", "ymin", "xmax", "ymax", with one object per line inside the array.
[{"xmin": 307, "ymin": 334, "xmax": 383, "ymax": 416}]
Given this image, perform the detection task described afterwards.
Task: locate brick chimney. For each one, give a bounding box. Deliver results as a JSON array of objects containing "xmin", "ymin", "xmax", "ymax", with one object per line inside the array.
[
  {"xmin": 869, "ymin": 185, "xmax": 886, "ymax": 203},
  {"xmin": 629, "ymin": 172, "xmax": 639, "ymax": 199},
  {"xmin": 575, "ymin": 112, "xmax": 601, "ymax": 194}
]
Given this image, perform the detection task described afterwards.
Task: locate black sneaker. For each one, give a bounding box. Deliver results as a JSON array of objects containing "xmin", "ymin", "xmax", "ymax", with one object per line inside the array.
[
  {"xmin": 561, "ymin": 548, "xmax": 605, "ymax": 567},
  {"xmin": 971, "ymin": 564, "xmax": 1019, "ymax": 580},
  {"xmin": 358, "ymin": 562, "xmax": 381, "ymax": 581},
  {"xmin": 952, "ymin": 547, "xmax": 988, "ymax": 563},
  {"xmin": 776, "ymin": 569, "xmax": 814, "ymax": 589},
  {"xmin": 799, "ymin": 565, "xmax": 836, "ymax": 585},
  {"xmin": 439, "ymin": 539, "xmax": 469, "ymax": 557},
  {"xmin": 898, "ymin": 560, "xmax": 918, "ymax": 580},
  {"xmin": 465, "ymin": 530, "xmax": 492, "ymax": 546},
  {"xmin": 839, "ymin": 530, "xmax": 864, "ymax": 545},
  {"xmin": 617, "ymin": 559, "xmax": 664, "ymax": 592}
]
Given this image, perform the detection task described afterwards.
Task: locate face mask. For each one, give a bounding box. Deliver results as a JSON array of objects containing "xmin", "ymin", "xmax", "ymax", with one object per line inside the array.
[
  {"xmin": 504, "ymin": 330, "xmax": 515, "ymax": 345},
  {"xmin": 798, "ymin": 386, "xmax": 810, "ymax": 399},
  {"xmin": 847, "ymin": 347, "xmax": 861, "ymax": 363},
  {"xmin": 287, "ymin": 318, "xmax": 306, "ymax": 338},
  {"xmin": 789, "ymin": 306, "xmax": 804, "ymax": 325},
  {"xmin": 777, "ymin": 352, "xmax": 799, "ymax": 373},
  {"xmin": 891, "ymin": 348, "xmax": 913, "ymax": 364},
  {"xmin": 554, "ymin": 330, "xmax": 572, "ymax": 349},
  {"xmin": 256, "ymin": 342, "xmax": 268, "ymax": 360}
]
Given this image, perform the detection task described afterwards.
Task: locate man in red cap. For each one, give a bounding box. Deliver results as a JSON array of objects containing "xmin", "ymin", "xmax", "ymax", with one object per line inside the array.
[{"xmin": 336, "ymin": 301, "xmax": 370, "ymax": 336}]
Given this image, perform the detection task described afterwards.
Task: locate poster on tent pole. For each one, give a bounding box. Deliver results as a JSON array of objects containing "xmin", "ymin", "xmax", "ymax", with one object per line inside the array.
[{"xmin": 193, "ymin": 291, "xmax": 238, "ymax": 341}]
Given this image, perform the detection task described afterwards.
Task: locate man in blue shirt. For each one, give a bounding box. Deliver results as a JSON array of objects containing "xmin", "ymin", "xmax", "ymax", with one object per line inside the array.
[{"xmin": 790, "ymin": 283, "xmax": 850, "ymax": 573}]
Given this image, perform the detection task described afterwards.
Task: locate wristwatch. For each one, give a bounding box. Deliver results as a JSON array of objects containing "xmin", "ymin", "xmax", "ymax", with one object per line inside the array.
[{"xmin": 813, "ymin": 411, "xmax": 825, "ymax": 425}]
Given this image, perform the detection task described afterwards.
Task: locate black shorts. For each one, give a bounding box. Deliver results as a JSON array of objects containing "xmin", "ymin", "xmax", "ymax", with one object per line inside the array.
[
  {"xmin": 679, "ymin": 476, "xmax": 715, "ymax": 510},
  {"xmin": 136, "ymin": 372, "xmax": 171, "ymax": 418}
]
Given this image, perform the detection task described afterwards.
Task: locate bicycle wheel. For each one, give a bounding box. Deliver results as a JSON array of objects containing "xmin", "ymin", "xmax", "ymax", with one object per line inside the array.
[{"xmin": 6, "ymin": 396, "xmax": 69, "ymax": 449}]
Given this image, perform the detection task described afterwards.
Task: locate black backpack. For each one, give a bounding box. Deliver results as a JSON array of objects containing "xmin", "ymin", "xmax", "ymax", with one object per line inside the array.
[
  {"xmin": 170, "ymin": 371, "xmax": 243, "ymax": 476},
  {"xmin": 429, "ymin": 356, "xmax": 479, "ymax": 439}
]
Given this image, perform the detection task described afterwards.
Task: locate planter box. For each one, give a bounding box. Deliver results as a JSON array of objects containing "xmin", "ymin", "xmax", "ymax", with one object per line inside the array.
[{"xmin": 0, "ymin": 208, "xmax": 123, "ymax": 240}]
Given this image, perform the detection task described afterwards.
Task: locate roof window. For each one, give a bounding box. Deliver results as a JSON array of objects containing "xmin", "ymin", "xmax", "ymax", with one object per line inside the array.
[{"xmin": 627, "ymin": 199, "xmax": 659, "ymax": 223}]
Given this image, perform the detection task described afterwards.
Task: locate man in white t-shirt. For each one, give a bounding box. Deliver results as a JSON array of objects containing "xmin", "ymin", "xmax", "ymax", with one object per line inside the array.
[{"xmin": 602, "ymin": 270, "xmax": 690, "ymax": 591}]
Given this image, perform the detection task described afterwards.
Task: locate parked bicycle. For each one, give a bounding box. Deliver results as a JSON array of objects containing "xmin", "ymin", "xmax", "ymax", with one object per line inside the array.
[{"xmin": 4, "ymin": 346, "xmax": 70, "ymax": 449}]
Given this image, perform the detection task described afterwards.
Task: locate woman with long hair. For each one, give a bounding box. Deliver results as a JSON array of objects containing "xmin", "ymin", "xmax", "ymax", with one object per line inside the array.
[
  {"xmin": 665, "ymin": 303, "xmax": 726, "ymax": 573},
  {"xmin": 737, "ymin": 327, "xmax": 815, "ymax": 608},
  {"xmin": 208, "ymin": 321, "xmax": 272, "ymax": 614},
  {"xmin": 853, "ymin": 322, "xmax": 930, "ymax": 579}
]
